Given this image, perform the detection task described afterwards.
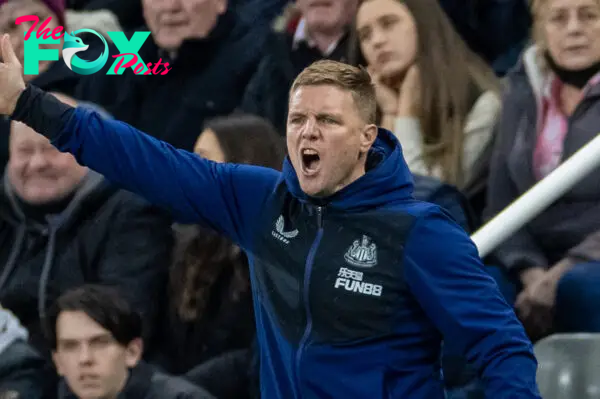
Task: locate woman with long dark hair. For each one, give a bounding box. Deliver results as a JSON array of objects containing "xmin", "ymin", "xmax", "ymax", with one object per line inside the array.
[{"xmin": 150, "ymin": 114, "xmax": 285, "ymax": 383}]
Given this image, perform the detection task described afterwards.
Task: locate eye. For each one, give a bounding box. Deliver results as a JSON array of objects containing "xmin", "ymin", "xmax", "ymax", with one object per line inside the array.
[
  {"xmin": 548, "ymin": 10, "xmax": 568, "ymax": 25},
  {"xmin": 380, "ymin": 15, "xmax": 399, "ymax": 30},
  {"xmin": 580, "ymin": 7, "xmax": 600, "ymax": 22},
  {"xmin": 288, "ymin": 115, "xmax": 304, "ymax": 125},
  {"xmin": 319, "ymin": 115, "xmax": 339, "ymax": 125},
  {"xmin": 357, "ymin": 27, "xmax": 371, "ymax": 42}
]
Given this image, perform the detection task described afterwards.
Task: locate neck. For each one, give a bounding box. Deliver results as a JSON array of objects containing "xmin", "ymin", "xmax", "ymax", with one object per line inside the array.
[
  {"xmin": 305, "ymin": 27, "xmax": 344, "ymax": 55},
  {"xmin": 545, "ymin": 52, "xmax": 600, "ymax": 89},
  {"xmin": 330, "ymin": 160, "xmax": 367, "ymax": 197}
]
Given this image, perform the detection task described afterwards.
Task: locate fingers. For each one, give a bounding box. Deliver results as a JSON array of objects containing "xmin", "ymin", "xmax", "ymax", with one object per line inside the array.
[
  {"xmin": 367, "ymin": 65, "xmax": 379, "ymax": 80},
  {"xmin": 1, "ymin": 34, "xmax": 20, "ymax": 67}
]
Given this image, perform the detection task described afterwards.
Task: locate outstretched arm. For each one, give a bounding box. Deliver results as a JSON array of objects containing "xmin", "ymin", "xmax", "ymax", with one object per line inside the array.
[
  {"xmin": 9, "ymin": 85, "xmax": 280, "ymax": 249},
  {"xmin": 403, "ymin": 207, "xmax": 540, "ymax": 398}
]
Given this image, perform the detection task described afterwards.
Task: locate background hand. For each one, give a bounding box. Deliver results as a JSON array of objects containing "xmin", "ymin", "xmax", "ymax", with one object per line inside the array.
[
  {"xmin": 397, "ymin": 65, "xmax": 420, "ymax": 117},
  {"xmin": 368, "ymin": 66, "xmax": 399, "ymax": 116},
  {"xmin": 0, "ymin": 34, "xmax": 26, "ymax": 115}
]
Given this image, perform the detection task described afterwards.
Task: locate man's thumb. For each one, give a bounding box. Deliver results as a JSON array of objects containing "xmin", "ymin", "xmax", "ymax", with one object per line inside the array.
[{"xmin": 1, "ymin": 34, "xmax": 20, "ymax": 66}]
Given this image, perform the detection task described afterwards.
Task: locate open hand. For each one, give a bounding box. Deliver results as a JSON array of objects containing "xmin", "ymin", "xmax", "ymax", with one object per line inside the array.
[{"xmin": 0, "ymin": 34, "xmax": 26, "ymax": 116}]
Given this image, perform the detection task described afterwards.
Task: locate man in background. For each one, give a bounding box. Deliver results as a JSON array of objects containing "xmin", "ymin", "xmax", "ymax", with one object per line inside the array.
[
  {"xmin": 0, "ymin": 93, "xmax": 173, "ymax": 361},
  {"xmin": 47, "ymin": 285, "xmax": 215, "ymax": 399}
]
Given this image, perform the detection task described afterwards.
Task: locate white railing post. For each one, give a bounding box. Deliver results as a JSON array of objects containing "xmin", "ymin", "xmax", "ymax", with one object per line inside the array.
[{"xmin": 471, "ymin": 133, "xmax": 600, "ymax": 258}]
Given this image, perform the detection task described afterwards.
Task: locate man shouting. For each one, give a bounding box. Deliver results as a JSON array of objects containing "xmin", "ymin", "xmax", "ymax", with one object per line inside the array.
[{"xmin": 0, "ymin": 34, "xmax": 540, "ymax": 398}]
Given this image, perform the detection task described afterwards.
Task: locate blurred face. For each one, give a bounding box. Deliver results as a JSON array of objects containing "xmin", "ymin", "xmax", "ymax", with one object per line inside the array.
[
  {"xmin": 286, "ymin": 85, "xmax": 377, "ymax": 197},
  {"xmin": 52, "ymin": 311, "xmax": 142, "ymax": 399},
  {"xmin": 8, "ymin": 122, "xmax": 87, "ymax": 205},
  {"xmin": 143, "ymin": 0, "xmax": 227, "ymax": 51},
  {"xmin": 296, "ymin": 0, "xmax": 358, "ymax": 35},
  {"xmin": 356, "ymin": 0, "xmax": 418, "ymax": 81},
  {"xmin": 543, "ymin": 0, "xmax": 600, "ymax": 69},
  {"xmin": 0, "ymin": 0, "xmax": 61, "ymax": 77},
  {"xmin": 194, "ymin": 128, "xmax": 226, "ymax": 162}
]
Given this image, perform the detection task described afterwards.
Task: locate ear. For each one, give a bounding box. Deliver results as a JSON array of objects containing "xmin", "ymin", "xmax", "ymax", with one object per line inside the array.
[
  {"xmin": 216, "ymin": 0, "xmax": 227, "ymax": 14},
  {"xmin": 124, "ymin": 338, "xmax": 143, "ymax": 368},
  {"xmin": 52, "ymin": 351, "xmax": 64, "ymax": 376},
  {"xmin": 359, "ymin": 124, "xmax": 378, "ymax": 153}
]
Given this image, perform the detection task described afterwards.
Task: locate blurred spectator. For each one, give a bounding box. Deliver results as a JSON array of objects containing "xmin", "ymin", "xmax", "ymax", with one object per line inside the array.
[
  {"xmin": 0, "ymin": 93, "xmax": 173, "ymax": 360},
  {"xmin": 47, "ymin": 285, "xmax": 215, "ymax": 399},
  {"xmin": 0, "ymin": 306, "xmax": 52, "ymax": 399},
  {"xmin": 66, "ymin": 0, "xmax": 144, "ymax": 31},
  {"xmin": 234, "ymin": 0, "xmax": 288, "ymax": 29},
  {"xmin": 240, "ymin": 0, "xmax": 361, "ymax": 134},
  {"xmin": 484, "ymin": 0, "xmax": 600, "ymax": 341},
  {"xmin": 355, "ymin": 0, "xmax": 502, "ymax": 221},
  {"xmin": 439, "ymin": 0, "xmax": 532, "ymax": 76},
  {"xmin": 75, "ymin": 0, "xmax": 270, "ymax": 152},
  {"xmin": 64, "ymin": 9, "xmax": 122, "ymax": 38},
  {"xmin": 0, "ymin": 0, "xmax": 83, "ymax": 173},
  {"xmin": 150, "ymin": 114, "xmax": 285, "ymax": 399}
]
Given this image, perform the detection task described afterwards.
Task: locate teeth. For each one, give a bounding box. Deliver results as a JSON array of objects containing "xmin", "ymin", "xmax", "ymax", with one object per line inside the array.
[{"xmin": 302, "ymin": 149, "xmax": 318, "ymax": 155}]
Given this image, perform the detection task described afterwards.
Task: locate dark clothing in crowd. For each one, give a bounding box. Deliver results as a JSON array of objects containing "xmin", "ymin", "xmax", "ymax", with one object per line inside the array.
[
  {"xmin": 241, "ymin": 28, "xmax": 356, "ymax": 135},
  {"xmin": 485, "ymin": 48, "xmax": 600, "ymax": 276},
  {"xmin": 440, "ymin": 0, "xmax": 532, "ymax": 75},
  {"xmin": 75, "ymin": 11, "xmax": 269, "ymax": 151},
  {"xmin": 150, "ymin": 225, "xmax": 255, "ymax": 375},
  {"xmin": 58, "ymin": 362, "xmax": 215, "ymax": 399},
  {"xmin": 185, "ymin": 348, "xmax": 256, "ymax": 399},
  {"xmin": 66, "ymin": 0, "xmax": 145, "ymax": 31},
  {"xmin": 0, "ymin": 171, "xmax": 173, "ymax": 358},
  {"xmin": 0, "ymin": 310, "xmax": 52, "ymax": 399}
]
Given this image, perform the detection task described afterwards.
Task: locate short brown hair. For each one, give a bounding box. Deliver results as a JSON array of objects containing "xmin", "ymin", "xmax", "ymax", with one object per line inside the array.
[{"xmin": 290, "ymin": 60, "xmax": 377, "ymax": 124}]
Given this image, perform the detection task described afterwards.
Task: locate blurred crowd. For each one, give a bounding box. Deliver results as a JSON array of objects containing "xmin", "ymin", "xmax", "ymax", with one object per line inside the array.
[{"xmin": 0, "ymin": 0, "xmax": 598, "ymax": 398}]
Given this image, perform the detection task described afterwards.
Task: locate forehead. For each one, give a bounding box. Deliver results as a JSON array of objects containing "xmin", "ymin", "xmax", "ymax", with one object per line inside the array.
[
  {"xmin": 357, "ymin": 0, "xmax": 407, "ymax": 23},
  {"xmin": 0, "ymin": 0, "xmax": 53, "ymax": 19},
  {"xmin": 10, "ymin": 122, "xmax": 50, "ymax": 147},
  {"xmin": 56, "ymin": 311, "xmax": 111, "ymax": 341},
  {"xmin": 546, "ymin": 0, "xmax": 600, "ymax": 10},
  {"xmin": 289, "ymin": 85, "xmax": 356, "ymax": 114}
]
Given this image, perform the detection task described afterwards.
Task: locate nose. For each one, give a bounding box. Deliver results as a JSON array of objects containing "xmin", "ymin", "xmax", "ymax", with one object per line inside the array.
[
  {"xmin": 78, "ymin": 345, "xmax": 94, "ymax": 365},
  {"xmin": 28, "ymin": 151, "xmax": 50, "ymax": 171},
  {"xmin": 565, "ymin": 11, "xmax": 584, "ymax": 35},
  {"xmin": 300, "ymin": 117, "xmax": 319, "ymax": 140},
  {"xmin": 155, "ymin": 0, "xmax": 182, "ymax": 12},
  {"xmin": 370, "ymin": 27, "xmax": 387, "ymax": 49}
]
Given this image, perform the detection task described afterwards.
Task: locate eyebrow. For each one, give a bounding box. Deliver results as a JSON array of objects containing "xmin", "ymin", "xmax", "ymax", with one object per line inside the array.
[{"xmin": 58, "ymin": 333, "xmax": 113, "ymax": 343}]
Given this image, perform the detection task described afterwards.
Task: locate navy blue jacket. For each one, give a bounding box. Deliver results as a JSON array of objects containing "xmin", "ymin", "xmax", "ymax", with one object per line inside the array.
[{"xmin": 11, "ymin": 85, "xmax": 540, "ymax": 398}]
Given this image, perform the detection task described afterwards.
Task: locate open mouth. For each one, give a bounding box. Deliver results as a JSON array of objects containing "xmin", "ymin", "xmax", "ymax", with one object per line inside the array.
[{"xmin": 301, "ymin": 148, "xmax": 321, "ymax": 175}]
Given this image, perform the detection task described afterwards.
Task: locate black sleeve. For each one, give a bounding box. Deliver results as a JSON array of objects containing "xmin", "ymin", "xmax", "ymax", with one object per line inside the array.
[
  {"xmin": 11, "ymin": 85, "xmax": 74, "ymax": 142},
  {"xmin": 184, "ymin": 349, "xmax": 253, "ymax": 399}
]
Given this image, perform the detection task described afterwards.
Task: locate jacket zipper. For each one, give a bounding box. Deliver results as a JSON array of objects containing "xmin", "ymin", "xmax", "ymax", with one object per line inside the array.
[{"xmin": 294, "ymin": 205, "xmax": 324, "ymax": 398}]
